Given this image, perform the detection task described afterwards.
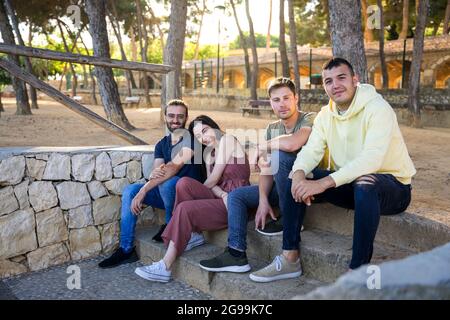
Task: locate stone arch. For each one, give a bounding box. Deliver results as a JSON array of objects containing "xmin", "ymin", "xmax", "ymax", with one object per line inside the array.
[
  {"xmin": 183, "ymin": 73, "xmax": 193, "ymax": 89},
  {"xmin": 288, "ymin": 66, "xmax": 313, "ymax": 88},
  {"xmin": 259, "ymin": 67, "xmax": 275, "ymax": 89},
  {"xmin": 223, "ymin": 69, "xmax": 245, "ymax": 88},
  {"xmin": 368, "ymin": 58, "xmax": 413, "ymax": 89},
  {"xmin": 430, "ymin": 55, "xmax": 450, "ymax": 88}
]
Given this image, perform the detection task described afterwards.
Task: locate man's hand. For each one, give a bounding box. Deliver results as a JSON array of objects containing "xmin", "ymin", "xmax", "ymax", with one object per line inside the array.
[
  {"xmin": 255, "ymin": 198, "xmax": 277, "ymax": 230},
  {"xmin": 131, "ymin": 190, "xmax": 146, "ymax": 215},
  {"xmin": 150, "ymin": 164, "xmax": 166, "ymax": 179},
  {"xmin": 291, "ymin": 172, "xmax": 334, "ymax": 206}
]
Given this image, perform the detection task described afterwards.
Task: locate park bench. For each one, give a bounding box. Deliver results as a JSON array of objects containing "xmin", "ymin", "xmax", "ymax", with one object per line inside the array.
[
  {"xmin": 240, "ymin": 99, "xmax": 274, "ymax": 117},
  {"xmin": 123, "ymin": 96, "xmax": 141, "ymax": 108}
]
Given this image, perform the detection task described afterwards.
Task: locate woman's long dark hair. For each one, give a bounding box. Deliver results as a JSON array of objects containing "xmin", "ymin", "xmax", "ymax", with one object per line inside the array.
[
  {"xmin": 188, "ymin": 115, "xmax": 222, "ymax": 134},
  {"xmin": 188, "ymin": 115, "xmax": 223, "ymax": 181}
]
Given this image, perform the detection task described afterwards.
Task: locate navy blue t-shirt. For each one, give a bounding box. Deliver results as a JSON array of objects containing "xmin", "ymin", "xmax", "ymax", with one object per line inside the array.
[{"xmin": 154, "ymin": 132, "xmax": 205, "ymax": 182}]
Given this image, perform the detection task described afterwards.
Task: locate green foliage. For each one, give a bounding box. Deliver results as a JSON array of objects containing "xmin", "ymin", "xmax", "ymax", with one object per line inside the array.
[
  {"xmin": 229, "ymin": 32, "xmax": 280, "ymax": 49},
  {"xmin": 147, "ymin": 39, "xmax": 164, "ymax": 64},
  {"xmin": 0, "ymin": 66, "xmax": 12, "ymax": 87},
  {"xmin": 293, "ymin": 0, "xmax": 330, "ymax": 47},
  {"xmin": 184, "ymin": 42, "xmax": 218, "ymax": 60}
]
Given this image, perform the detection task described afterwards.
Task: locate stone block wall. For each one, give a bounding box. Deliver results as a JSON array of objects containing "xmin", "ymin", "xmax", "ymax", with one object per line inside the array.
[{"xmin": 0, "ymin": 147, "xmax": 158, "ymax": 278}]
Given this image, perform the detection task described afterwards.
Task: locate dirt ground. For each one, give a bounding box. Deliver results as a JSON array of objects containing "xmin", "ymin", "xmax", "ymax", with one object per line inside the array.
[{"xmin": 0, "ymin": 98, "xmax": 449, "ymax": 220}]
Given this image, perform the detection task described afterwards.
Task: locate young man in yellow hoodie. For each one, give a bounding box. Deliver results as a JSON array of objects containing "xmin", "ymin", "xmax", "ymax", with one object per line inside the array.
[{"xmin": 249, "ymin": 57, "xmax": 416, "ymax": 282}]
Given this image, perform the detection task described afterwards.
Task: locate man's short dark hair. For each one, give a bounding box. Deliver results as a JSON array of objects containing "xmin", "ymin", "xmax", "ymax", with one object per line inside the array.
[
  {"xmin": 267, "ymin": 77, "xmax": 296, "ymax": 97},
  {"xmin": 322, "ymin": 57, "xmax": 355, "ymax": 76},
  {"xmin": 165, "ymin": 99, "xmax": 189, "ymax": 117}
]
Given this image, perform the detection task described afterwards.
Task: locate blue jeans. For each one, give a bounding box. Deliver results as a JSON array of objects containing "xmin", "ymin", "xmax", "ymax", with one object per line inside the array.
[
  {"xmin": 119, "ymin": 176, "xmax": 180, "ymax": 253},
  {"xmin": 227, "ymin": 150, "xmax": 300, "ymax": 252},
  {"xmin": 295, "ymin": 169, "xmax": 412, "ymax": 269}
]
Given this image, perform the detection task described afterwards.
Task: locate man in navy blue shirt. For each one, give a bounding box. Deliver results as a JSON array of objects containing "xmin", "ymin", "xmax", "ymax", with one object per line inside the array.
[{"xmin": 99, "ymin": 99, "xmax": 204, "ymax": 268}]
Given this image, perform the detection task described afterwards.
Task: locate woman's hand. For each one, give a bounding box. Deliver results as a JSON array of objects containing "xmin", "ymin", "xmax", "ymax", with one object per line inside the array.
[{"xmin": 221, "ymin": 192, "xmax": 228, "ymax": 210}]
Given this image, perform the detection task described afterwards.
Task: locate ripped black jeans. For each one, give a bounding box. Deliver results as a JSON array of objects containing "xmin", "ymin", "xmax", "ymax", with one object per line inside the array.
[{"xmin": 308, "ymin": 169, "xmax": 411, "ymax": 269}]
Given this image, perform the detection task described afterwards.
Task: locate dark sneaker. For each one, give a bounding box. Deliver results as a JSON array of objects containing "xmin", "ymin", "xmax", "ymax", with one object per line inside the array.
[
  {"xmin": 256, "ymin": 218, "xmax": 283, "ymax": 236},
  {"xmin": 256, "ymin": 218, "xmax": 304, "ymax": 236},
  {"xmin": 98, "ymin": 247, "xmax": 139, "ymax": 269},
  {"xmin": 152, "ymin": 224, "xmax": 167, "ymax": 242},
  {"xmin": 199, "ymin": 248, "xmax": 251, "ymax": 273}
]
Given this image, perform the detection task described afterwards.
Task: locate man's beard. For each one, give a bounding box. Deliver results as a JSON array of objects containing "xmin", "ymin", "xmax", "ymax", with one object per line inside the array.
[{"xmin": 166, "ymin": 122, "xmax": 185, "ymax": 133}]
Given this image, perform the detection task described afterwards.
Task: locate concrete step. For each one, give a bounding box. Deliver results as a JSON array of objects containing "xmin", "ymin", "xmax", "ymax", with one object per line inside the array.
[
  {"xmin": 302, "ymin": 203, "xmax": 450, "ymax": 253},
  {"xmin": 202, "ymin": 221, "xmax": 414, "ymax": 282},
  {"xmin": 135, "ymin": 226, "xmax": 326, "ymax": 300}
]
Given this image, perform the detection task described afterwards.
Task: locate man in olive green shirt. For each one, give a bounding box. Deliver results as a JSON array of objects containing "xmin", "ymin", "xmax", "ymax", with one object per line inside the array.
[{"xmin": 199, "ymin": 77, "xmax": 314, "ymax": 273}]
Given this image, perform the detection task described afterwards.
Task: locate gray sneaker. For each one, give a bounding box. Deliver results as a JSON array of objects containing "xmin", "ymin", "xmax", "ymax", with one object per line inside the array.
[
  {"xmin": 249, "ymin": 255, "xmax": 302, "ymax": 283},
  {"xmin": 199, "ymin": 248, "xmax": 251, "ymax": 273}
]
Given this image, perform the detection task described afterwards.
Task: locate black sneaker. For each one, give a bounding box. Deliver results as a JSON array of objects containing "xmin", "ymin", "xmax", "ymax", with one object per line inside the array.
[
  {"xmin": 256, "ymin": 218, "xmax": 283, "ymax": 236},
  {"xmin": 98, "ymin": 247, "xmax": 139, "ymax": 269},
  {"xmin": 152, "ymin": 224, "xmax": 167, "ymax": 242},
  {"xmin": 256, "ymin": 218, "xmax": 304, "ymax": 235},
  {"xmin": 199, "ymin": 248, "xmax": 251, "ymax": 273}
]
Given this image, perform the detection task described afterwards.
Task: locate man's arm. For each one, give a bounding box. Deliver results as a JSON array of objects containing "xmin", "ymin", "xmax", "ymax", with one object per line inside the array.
[
  {"xmin": 131, "ymin": 147, "xmax": 194, "ymax": 214},
  {"xmin": 258, "ymin": 127, "xmax": 312, "ymax": 153}
]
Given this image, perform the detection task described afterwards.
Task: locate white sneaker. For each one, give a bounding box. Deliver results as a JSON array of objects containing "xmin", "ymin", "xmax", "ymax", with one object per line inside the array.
[
  {"xmin": 185, "ymin": 232, "xmax": 205, "ymax": 251},
  {"xmin": 135, "ymin": 260, "xmax": 171, "ymax": 283}
]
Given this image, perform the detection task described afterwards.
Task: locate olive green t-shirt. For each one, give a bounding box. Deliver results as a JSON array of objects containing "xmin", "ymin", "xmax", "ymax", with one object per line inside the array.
[{"xmin": 265, "ymin": 111, "xmax": 316, "ymax": 151}]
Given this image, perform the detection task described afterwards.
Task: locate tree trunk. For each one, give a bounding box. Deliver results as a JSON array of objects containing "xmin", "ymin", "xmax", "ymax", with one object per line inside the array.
[
  {"xmin": 328, "ymin": 0, "xmax": 368, "ymax": 83},
  {"xmin": 4, "ymin": 0, "xmax": 38, "ymax": 109},
  {"xmin": 288, "ymin": 0, "xmax": 300, "ymax": 105},
  {"xmin": 128, "ymin": 28, "xmax": 138, "ymax": 88},
  {"xmin": 108, "ymin": 14, "xmax": 132, "ymax": 97},
  {"xmin": 57, "ymin": 20, "xmax": 77, "ymax": 97},
  {"xmin": 279, "ymin": 0, "xmax": 290, "ymax": 78},
  {"xmin": 245, "ymin": 0, "xmax": 259, "ymax": 100},
  {"xmin": 230, "ymin": 0, "xmax": 251, "ymax": 88},
  {"xmin": 161, "ymin": 0, "xmax": 188, "ymax": 122},
  {"xmin": 399, "ymin": 0, "xmax": 410, "ymax": 39},
  {"xmin": 0, "ymin": 0, "xmax": 31, "ymax": 115},
  {"xmin": 0, "ymin": 91, "xmax": 3, "ymax": 112},
  {"xmin": 78, "ymin": 37, "xmax": 98, "ymax": 105},
  {"xmin": 109, "ymin": 0, "xmax": 136, "ymax": 96},
  {"xmin": 266, "ymin": 0, "xmax": 273, "ymax": 52},
  {"xmin": 444, "ymin": 0, "xmax": 450, "ymax": 35},
  {"xmin": 407, "ymin": 0, "xmax": 429, "ymax": 128},
  {"xmin": 193, "ymin": 0, "xmax": 206, "ymax": 60},
  {"xmin": 378, "ymin": 0, "xmax": 389, "ymax": 88},
  {"xmin": 85, "ymin": 0, "xmax": 135, "ymax": 130},
  {"xmin": 361, "ymin": 0, "xmax": 374, "ymax": 42},
  {"xmin": 135, "ymin": 0, "xmax": 150, "ymax": 105}
]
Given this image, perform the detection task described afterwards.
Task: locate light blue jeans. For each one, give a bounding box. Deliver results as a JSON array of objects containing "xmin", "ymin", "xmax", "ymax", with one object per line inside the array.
[
  {"xmin": 227, "ymin": 150, "xmax": 297, "ymax": 252},
  {"xmin": 119, "ymin": 176, "xmax": 180, "ymax": 253}
]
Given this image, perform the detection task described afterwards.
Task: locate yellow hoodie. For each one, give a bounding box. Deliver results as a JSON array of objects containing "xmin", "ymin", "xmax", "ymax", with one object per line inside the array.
[{"xmin": 292, "ymin": 84, "xmax": 416, "ymax": 187}]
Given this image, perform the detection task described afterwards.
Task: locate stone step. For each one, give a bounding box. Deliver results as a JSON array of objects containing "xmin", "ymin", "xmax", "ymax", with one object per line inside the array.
[
  {"xmin": 135, "ymin": 226, "xmax": 326, "ymax": 300},
  {"xmin": 202, "ymin": 222, "xmax": 414, "ymax": 282},
  {"xmin": 135, "ymin": 223, "xmax": 414, "ymax": 297},
  {"xmin": 302, "ymin": 203, "xmax": 450, "ymax": 253},
  {"xmin": 151, "ymin": 202, "xmax": 450, "ymax": 254}
]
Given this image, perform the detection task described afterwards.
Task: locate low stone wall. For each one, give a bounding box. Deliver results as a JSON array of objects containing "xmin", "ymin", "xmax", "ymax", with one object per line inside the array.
[{"xmin": 0, "ymin": 147, "xmax": 158, "ymax": 278}]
